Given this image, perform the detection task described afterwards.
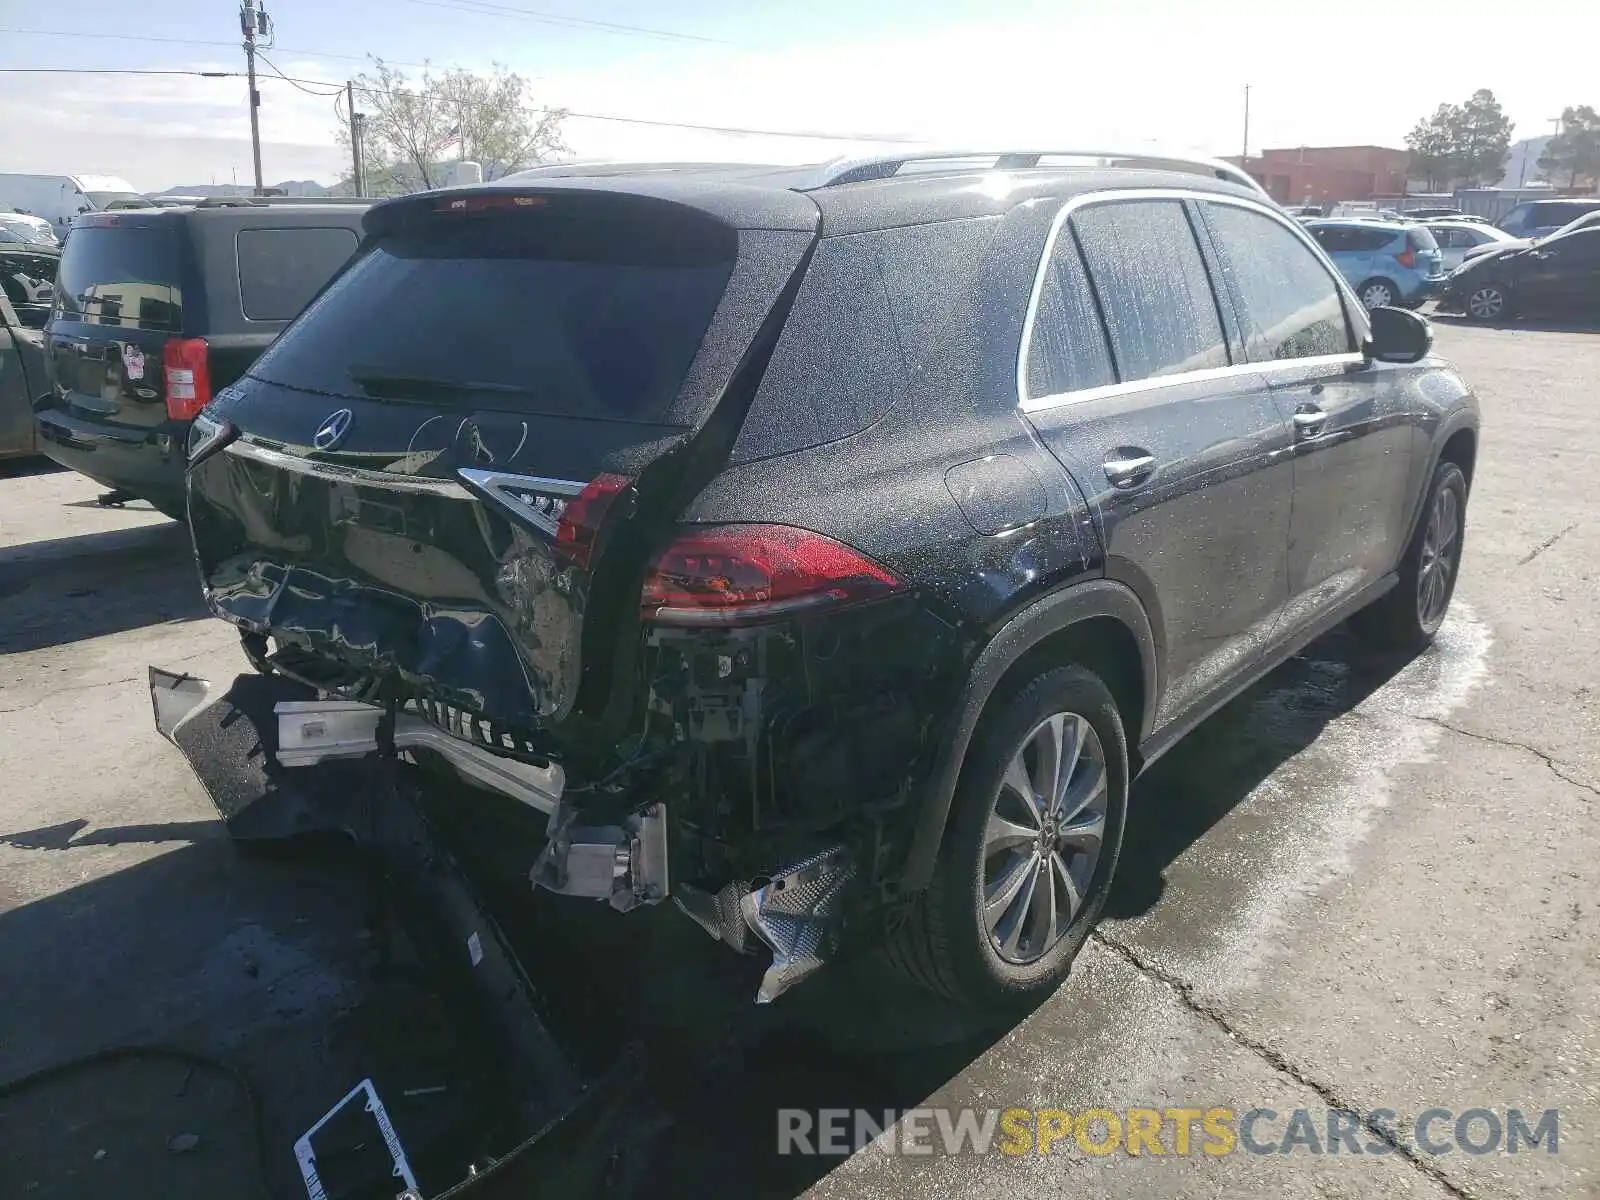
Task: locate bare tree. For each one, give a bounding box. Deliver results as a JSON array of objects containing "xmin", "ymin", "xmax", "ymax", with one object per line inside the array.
[{"xmin": 339, "ymin": 58, "xmax": 568, "ymax": 194}]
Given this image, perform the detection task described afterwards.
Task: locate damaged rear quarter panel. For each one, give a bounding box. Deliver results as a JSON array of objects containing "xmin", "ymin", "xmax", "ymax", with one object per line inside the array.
[{"xmin": 636, "ymin": 596, "xmax": 965, "ymax": 888}]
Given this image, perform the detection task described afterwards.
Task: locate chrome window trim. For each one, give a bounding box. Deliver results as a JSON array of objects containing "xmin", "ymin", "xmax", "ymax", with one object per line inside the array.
[
  {"xmin": 1017, "ymin": 187, "xmax": 1370, "ymax": 413},
  {"xmin": 226, "ymin": 437, "xmax": 471, "ymax": 498}
]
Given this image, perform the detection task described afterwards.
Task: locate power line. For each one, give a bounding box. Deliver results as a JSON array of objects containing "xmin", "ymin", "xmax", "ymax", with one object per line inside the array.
[
  {"xmin": 396, "ymin": 0, "xmax": 741, "ymax": 46},
  {"xmin": 0, "ymin": 64, "xmax": 921, "ymax": 143},
  {"xmin": 0, "ymin": 25, "xmax": 433, "ymax": 69},
  {"xmin": 256, "ymin": 52, "xmax": 345, "ymax": 97},
  {"xmin": 0, "ymin": 67, "xmax": 236, "ymax": 77}
]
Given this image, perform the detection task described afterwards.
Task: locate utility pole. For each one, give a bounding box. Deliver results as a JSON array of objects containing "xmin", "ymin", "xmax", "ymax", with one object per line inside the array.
[
  {"xmin": 1241, "ymin": 84, "xmax": 1251, "ymax": 161},
  {"xmin": 346, "ymin": 81, "xmax": 366, "ymax": 198},
  {"xmin": 240, "ymin": 0, "xmax": 267, "ymax": 196}
]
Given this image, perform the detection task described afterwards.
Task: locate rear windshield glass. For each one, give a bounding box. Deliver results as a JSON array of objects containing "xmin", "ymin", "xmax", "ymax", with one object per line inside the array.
[
  {"xmin": 1406, "ymin": 227, "xmax": 1439, "ymax": 252},
  {"xmin": 249, "ymin": 212, "xmax": 736, "ymax": 421},
  {"xmin": 53, "ymin": 225, "xmax": 183, "ymax": 331},
  {"xmin": 236, "ymin": 226, "xmax": 360, "ymax": 322}
]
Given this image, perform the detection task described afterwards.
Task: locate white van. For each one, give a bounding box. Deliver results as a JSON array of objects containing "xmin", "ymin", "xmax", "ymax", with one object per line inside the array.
[{"xmin": 0, "ymin": 174, "xmax": 146, "ymax": 240}]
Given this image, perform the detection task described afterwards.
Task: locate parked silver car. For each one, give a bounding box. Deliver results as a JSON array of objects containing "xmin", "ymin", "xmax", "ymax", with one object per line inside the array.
[{"xmin": 1426, "ymin": 220, "xmax": 1519, "ymax": 270}]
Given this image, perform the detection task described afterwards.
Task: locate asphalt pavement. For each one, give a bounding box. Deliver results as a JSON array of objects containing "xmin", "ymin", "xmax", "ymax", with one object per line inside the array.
[{"xmin": 0, "ymin": 319, "xmax": 1595, "ymax": 1199}]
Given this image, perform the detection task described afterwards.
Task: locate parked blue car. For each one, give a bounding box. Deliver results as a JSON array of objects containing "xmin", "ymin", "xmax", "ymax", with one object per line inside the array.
[{"xmin": 1305, "ymin": 220, "xmax": 1447, "ymax": 310}]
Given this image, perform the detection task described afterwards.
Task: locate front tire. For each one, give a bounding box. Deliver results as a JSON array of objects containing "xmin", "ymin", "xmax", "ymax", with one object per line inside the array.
[
  {"xmin": 888, "ymin": 665, "xmax": 1128, "ymax": 1007},
  {"xmin": 1463, "ymin": 281, "xmax": 1511, "ymax": 322},
  {"xmin": 1354, "ymin": 461, "xmax": 1467, "ymax": 654}
]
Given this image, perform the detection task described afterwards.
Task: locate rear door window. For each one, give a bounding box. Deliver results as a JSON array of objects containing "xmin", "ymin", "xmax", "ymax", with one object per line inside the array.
[
  {"xmin": 1200, "ymin": 202, "xmax": 1354, "ymax": 362},
  {"xmin": 1024, "ymin": 227, "xmax": 1116, "ymax": 399},
  {"xmin": 236, "ymin": 226, "xmax": 360, "ymax": 321},
  {"xmin": 249, "ymin": 211, "xmax": 736, "ymax": 422},
  {"xmin": 1350, "ymin": 227, "xmax": 1396, "ymax": 252},
  {"xmin": 52, "ymin": 225, "xmax": 183, "ymax": 331},
  {"xmin": 1070, "ymin": 199, "xmax": 1229, "ymax": 382}
]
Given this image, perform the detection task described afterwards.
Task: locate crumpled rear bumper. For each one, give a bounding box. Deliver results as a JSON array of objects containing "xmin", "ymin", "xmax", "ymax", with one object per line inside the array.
[{"xmin": 148, "ymin": 664, "xmax": 858, "ymax": 1004}]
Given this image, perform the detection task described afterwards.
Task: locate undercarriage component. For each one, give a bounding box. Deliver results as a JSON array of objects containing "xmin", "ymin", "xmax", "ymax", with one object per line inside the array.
[
  {"xmin": 674, "ymin": 880, "xmax": 759, "ymax": 955},
  {"xmin": 530, "ymin": 801, "xmax": 670, "ymax": 912},
  {"xmin": 742, "ymin": 847, "xmax": 855, "ymax": 1003},
  {"xmin": 676, "ymin": 846, "xmax": 855, "ymax": 1004},
  {"xmin": 272, "ymin": 698, "xmax": 565, "ymax": 815}
]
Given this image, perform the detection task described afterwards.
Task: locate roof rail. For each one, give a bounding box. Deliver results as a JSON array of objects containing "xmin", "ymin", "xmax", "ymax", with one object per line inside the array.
[
  {"xmin": 798, "ymin": 148, "xmax": 1273, "ymax": 202},
  {"xmin": 193, "ymin": 195, "xmax": 370, "ymax": 208}
]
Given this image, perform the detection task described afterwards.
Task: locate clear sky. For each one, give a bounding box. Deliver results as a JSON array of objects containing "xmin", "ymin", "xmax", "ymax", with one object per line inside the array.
[{"xmin": 0, "ymin": 0, "xmax": 1590, "ymax": 191}]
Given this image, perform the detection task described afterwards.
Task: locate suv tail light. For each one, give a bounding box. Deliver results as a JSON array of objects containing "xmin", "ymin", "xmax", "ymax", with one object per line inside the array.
[
  {"xmin": 163, "ymin": 338, "xmax": 211, "ymax": 420},
  {"xmin": 553, "ymin": 473, "xmax": 630, "ymax": 570},
  {"xmin": 1395, "ymin": 246, "xmax": 1416, "ymax": 269},
  {"xmin": 641, "ymin": 524, "xmax": 901, "ymax": 626}
]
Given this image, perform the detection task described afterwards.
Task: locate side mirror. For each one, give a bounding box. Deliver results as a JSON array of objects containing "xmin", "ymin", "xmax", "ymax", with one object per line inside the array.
[{"xmin": 1365, "ymin": 306, "xmax": 1433, "ymax": 365}]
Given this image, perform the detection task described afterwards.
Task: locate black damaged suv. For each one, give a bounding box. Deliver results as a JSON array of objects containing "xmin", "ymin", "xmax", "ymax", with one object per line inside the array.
[{"xmin": 179, "ymin": 152, "xmax": 1479, "ymax": 1008}]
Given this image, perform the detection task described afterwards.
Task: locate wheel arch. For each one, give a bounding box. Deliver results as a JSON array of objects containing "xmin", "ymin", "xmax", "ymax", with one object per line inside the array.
[
  {"xmin": 897, "ymin": 579, "xmax": 1158, "ymax": 894},
  {"xmin": 1401, "ymin": 414, "xmax": 1478, "ymax": 552}
]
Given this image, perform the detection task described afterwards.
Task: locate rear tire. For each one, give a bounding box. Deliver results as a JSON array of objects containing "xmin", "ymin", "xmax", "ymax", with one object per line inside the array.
[
  {"xmin": 1357, "ymin": 278, "xmax": 1398, "ymax": 310},
  {"xmin": 887, "ymin": 665, "xmax": 1128, "ymax": 1007},
  {"xmin": 1353, "ymin": 460, "xmax": 1467, "ymax": 655}
]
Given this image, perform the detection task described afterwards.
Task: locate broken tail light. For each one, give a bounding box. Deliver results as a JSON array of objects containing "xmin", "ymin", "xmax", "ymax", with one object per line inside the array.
[
  {"xmin": 554, "ymin": 474, "xmax": 630, "ymax": 570},
  {"xmin": 163, "ymin": 337, "xmax": 211, "ymax": 420},
  {"xmin": 641, "ymin": 524, "xmax": 901, "ymax": 626}
]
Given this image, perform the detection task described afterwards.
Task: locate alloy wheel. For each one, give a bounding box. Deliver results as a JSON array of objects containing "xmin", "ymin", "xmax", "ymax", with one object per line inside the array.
[
  {"xmin": 1466, "ymin": 286, "xmax": 1504, "ymax": 320},
  {"xmin": 1417, "ymin": 484, "xmax": 1461, "ymax": 632},
  {"xmin": 1361, "ymin": 282, "xmax": 1395, "ymax": 310},
  {"xmin": 982, "ymin": 712, "xmax": 1108, "ymax": 964}
]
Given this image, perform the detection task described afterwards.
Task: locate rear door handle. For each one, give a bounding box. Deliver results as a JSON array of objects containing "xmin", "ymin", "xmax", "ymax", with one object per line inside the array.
[
  {"xmin": 1292, "ymin": 406, "xmax": 1327, "ymax": 439},
  {"xmin": 1103, "ymin": 450, "xmax": 1157, "ymax": 489}
]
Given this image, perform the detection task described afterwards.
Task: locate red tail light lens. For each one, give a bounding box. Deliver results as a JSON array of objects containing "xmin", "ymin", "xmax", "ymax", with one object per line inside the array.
[
  {"xmin": 553, "ymin": 473, "xmax": 630, "ymax": 570},
  {"xmin": 641, "ymin": 524, "xmax": 901, "ymax": 625},
  {"xmin": 1396, "ymin": 247, "xmax": 1416, "ymax": 269},
  {"xmin": 162, "ymin": 338, "xmax": 211, "ymax": 420}
]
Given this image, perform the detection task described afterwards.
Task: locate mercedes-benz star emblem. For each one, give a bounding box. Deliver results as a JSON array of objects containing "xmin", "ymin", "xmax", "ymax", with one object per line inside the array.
[{"xmin": 313, "ymin": 408, "xmax": 354, "ymax": 452}]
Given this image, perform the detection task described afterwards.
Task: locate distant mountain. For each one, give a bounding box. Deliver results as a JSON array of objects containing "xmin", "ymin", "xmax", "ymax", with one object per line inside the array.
[
  {"xmin": 1503, "ymin": 137, "xmax": 1552, "ymax": 187},
  {"xmin": 154, "ymin": 180, "xmax": 332, "ymax": 198}
]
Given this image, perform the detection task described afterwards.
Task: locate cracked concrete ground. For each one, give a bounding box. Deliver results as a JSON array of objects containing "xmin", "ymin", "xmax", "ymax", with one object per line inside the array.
[{"xmin": 0, "ymin": 321, "xmax": 1595, "ymax": 1198}]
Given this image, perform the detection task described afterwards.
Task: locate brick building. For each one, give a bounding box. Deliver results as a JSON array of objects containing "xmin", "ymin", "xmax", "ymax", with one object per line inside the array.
[{"xmin": 1227, "ymin": 145, "xmax": 1410, "ymax": 205}]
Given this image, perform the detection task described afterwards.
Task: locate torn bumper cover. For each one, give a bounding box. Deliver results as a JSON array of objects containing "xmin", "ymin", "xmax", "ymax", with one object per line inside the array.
[{"xmin": 150, "ymin": 666, "xmax": 857, "ymax": 1004}]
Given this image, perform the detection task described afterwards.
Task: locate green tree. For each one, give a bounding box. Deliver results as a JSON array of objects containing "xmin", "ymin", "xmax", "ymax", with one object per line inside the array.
[
  {"xmin": 1405, "ymin": 103, "xmax": 1461, "ymax": 190},
  {"xmin": 338, "ymin": 58, "xmax": 568, "ymax": 194},
  {"xmin": 1453, "ymin": 89, "xmax": 1515, "ymax": 185},
  {"xmin": 1538, "ymin": 106, "xmax": 1600, "ymax": 187},
  {"xmin": 1404, "ymin": 89, "xmax": 1515, "ymax": 189}
]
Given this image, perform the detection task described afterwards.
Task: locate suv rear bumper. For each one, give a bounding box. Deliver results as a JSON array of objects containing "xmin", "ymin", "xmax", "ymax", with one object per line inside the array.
[{"xmin": 36, "ymin": 402, "xmax": 188, "ymax": 512}]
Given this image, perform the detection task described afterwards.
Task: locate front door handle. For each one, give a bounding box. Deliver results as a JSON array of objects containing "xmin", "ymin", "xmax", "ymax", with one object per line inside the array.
[
  {"xmin": 1104, "ymin": 450, "xmax": 1157, "ymax": 489},
  {"xmin": 1292, "ymin": 406, "xmax": 1327, "ymax": 439}
]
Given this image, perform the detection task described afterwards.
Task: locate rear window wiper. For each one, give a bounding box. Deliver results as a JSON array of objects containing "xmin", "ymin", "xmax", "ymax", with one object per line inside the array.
[{"xmin": 347, "ymin": 369, "xmax": 541, "ymax": 400}]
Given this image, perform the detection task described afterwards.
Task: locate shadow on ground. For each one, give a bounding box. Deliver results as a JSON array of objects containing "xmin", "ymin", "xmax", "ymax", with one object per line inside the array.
[
  {"xmin": 0, "ymin": 522, "xmax": 204, "ymax": 652},
  {"xmin": 1430, "ymin": 311, "xmax": 1600, "ymax": 334},
  {"xmin": 0, "ymin": 627, "xmax": 1417, "ymax": 1199},
  {"xmin": 0, "ymin": 456, "xmax": 65, "ymax": 481}
]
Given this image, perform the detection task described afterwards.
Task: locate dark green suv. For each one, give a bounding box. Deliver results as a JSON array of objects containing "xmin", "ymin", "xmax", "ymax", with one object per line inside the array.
[{"xmin": 36, "ymin": 199, "xmax": 367, "ymax": 514}]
